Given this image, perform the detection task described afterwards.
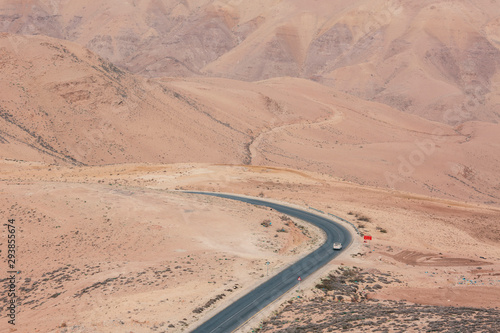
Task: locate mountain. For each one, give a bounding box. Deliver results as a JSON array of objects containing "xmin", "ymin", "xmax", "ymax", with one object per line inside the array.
[
  {"xmin": 1, "ymin": 33, "xmax": 499, "ymax": 204},
  {"xmin": 0, "ymin": 33, "xmax": 252, "ymax": 166},
  {"xmin": 1, "ymin": 4, "xmax": 500, "ymax": 331},
  {"xmin": 1, "ymin": 0, "xmax": 500, "ymax": 123}
]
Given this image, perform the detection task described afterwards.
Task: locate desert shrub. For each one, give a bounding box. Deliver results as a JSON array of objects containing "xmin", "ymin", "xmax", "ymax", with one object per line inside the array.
[
  {"xmin": 357, "ymin": 215, "xmax": 371, "ymax": 222},
  {"xmin": 280, "ymin": 214, "xmax": 292, "ymax": 222},
  {"xmin": 349, "ymin": 211, "xmax": 372, "ymax": 222}
]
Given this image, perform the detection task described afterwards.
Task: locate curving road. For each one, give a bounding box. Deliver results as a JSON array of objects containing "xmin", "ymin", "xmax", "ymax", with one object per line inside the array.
[{"xmin": 187, "ymin": 192, "xmax": 353, "ymax": 333}]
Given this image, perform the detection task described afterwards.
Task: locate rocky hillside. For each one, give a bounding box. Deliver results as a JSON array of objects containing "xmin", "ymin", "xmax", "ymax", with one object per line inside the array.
[
  {"xmin": 1, "ymin": 0, "xmax": 500, "ymax": 123},
  {"xmin": 0, "ymin": 33, "xmax": 253, "ymax": 165},
  {"xmin": 1, "ymin": 33, "xmax": 499, "ymax": 203}
]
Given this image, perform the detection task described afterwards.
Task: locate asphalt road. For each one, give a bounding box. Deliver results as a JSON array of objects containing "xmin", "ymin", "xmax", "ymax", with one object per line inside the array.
[{"xmin": 187, "ymin": 192, "xmax": 353, "ymax": 333}]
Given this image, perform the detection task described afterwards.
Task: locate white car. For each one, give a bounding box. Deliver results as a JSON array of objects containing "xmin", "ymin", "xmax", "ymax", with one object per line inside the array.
[{"xmin": 333, "ymin": 242, "xmax": 342, "ymax": 250}]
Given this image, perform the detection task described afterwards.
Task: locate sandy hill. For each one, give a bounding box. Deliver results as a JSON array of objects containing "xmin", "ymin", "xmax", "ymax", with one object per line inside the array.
[
  {"xmin": 1, "ymin": 0, "xmax": 500, "ymax": 123},
  {"xmin": 0, "ymin": 33, "xmax": 253, "ymax": 166},
  {"xmin": 1, "ymin": 33, "xmax": 499, "ymax": 205}
]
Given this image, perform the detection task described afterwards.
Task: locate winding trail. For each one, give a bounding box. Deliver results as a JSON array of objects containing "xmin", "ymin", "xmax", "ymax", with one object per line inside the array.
[{"xmin": 248, "ymin": 100, "xmax": 345, "ymax": 165}]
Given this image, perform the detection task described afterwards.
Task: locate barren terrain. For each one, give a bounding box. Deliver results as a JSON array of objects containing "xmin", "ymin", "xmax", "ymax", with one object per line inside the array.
[
  {"xmin": 1, "ymin": 162, "xmax": 499, "ymax": 332},
  {"xmin": 0, "ymin": 1, "xmax": 499, "ymax": 332},
  {"xmin": 2, "ymin": 0, "xmax": 500, "ymax": 123},
  {"xmin": 1, "ymin": 34, "xmax": 499, "ymax": 206},
  {"xmin": 0, "ymin": 163, "xmax": 325, "ymax": 332}
]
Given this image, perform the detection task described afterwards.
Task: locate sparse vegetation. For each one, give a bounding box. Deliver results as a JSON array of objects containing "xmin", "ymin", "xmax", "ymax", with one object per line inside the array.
[
  {"xmin": 192, "ymin": 293, "xmax": 226, "ymax": 314},
  {"xmin": 356, "ymin": 214, "xmax": 371, "ymax": 222},
  {"xmin": 316, "ymin": 267, "xmax": 364, "ymax": 292},
  {"xmin": 348, "ymin": 211, "xmax": 372, "ymax": 222},
  {"xmin": 257, "ymin": 269, "xmax": 500, "ymax": 333},
  {"xmin": 280, "ymin": 215, "xmax": 292, "ymax": 222}
]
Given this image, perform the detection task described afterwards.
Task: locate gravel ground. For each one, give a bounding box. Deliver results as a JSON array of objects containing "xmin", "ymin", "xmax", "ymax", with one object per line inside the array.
[{"xmin": 254, "ymin": 267, "xmax": 500, "ymax": 333}]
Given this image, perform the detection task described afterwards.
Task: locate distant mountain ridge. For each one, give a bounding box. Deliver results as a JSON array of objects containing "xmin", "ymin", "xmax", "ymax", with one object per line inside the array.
[{"xmin": 1, "ymin": 0, "xmax": 500, "ymax": 123}]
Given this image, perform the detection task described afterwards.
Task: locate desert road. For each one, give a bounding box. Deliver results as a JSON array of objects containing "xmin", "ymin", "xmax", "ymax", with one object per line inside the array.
[{"xmin": 186, "ymin": 192, "xmax": 353, "ymax": 333}]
